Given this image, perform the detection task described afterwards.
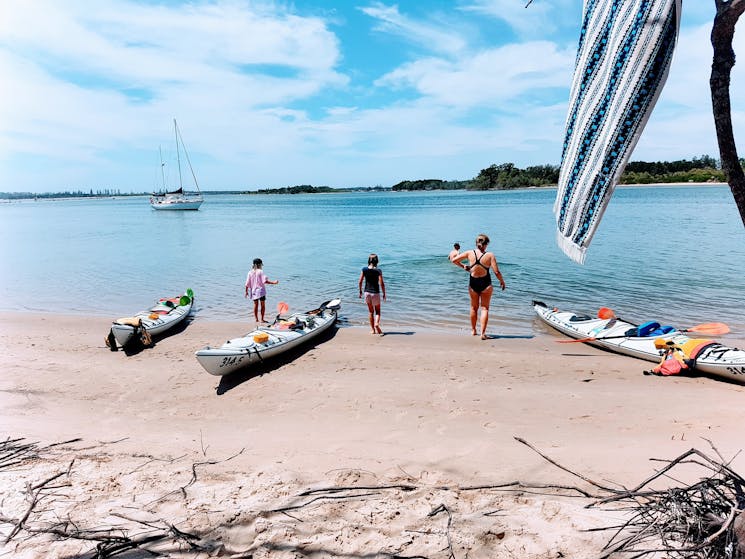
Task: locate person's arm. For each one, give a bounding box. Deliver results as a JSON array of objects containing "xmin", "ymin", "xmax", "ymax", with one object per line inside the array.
[
  {"xmin": 245, "ymin": 273, "xmax": 250, "ymax": 298},
  {"xmin": 262, "ymin": 271, "xmax": 279, "ymax": 285},
  {"xmin": 358, "ymin": 271, "xmax": 364, "ymax": 298},
  {"xmin": 490, "ymin": 254, "xmax": 506, "ymax": 290},
  {"xmin": 451, "ymin": 251, "xmax": 470, "ymax": 270},
  {"xmin": 379, "ymin": 271, "xmax": 386, "ymax": 301}
]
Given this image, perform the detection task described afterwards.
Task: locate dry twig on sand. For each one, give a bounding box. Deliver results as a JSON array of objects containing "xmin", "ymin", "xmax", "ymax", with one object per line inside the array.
[{"xmin": 514, "ymin": 436, "xmax": 745, "ymax": 559}]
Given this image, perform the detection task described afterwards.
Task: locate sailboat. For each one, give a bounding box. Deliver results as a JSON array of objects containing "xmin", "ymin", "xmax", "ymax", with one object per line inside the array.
[{"xmin": 150, "ymin": 119, "xmax": 204, "ymax": 210}]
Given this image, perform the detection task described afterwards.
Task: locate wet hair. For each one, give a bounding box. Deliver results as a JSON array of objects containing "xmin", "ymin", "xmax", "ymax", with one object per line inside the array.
[
  {"xmin": 368, "ymin": 253, "xmax": 379, "ymax": 266},
  {"xmin": 252, "ymin": 258, "xmax": 263, "ymax": 269},
  {"xmin": 453, "ymin": 243, "xmax": 460, "ymax": 249},
  {"xmin": 476, "ymin": 234, "xmax": 490, "ymax": 248}
]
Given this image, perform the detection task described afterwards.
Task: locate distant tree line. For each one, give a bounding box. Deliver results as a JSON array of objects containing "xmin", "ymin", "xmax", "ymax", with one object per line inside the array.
[
  {"xmin": 249, "ymin": 184, "xmax": 387, "ymax": 195},
  {"xmin": 252, "ymin": 184, "xmax": 336, "ymax": 195},
  {"xmin": 470, "ymin": 163, "xmax": 560, "ymax": 190},
  {"xmin": 4, "ymin": 156, "xmax": 741, "ymax": 199},
  {"xmin": 391, "ymin": 179, "xmax": 472, "ymax": 191},
  {"xmin": 0, "ymin": 189, "xmax": 133, "ymax": 200},
  {"xmin": 619, "ymin": 155, "xmax": 727, "ymax": 184}
]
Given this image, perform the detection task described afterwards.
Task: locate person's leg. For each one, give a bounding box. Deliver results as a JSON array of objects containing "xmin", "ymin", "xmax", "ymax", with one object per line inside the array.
[
  {"xmin": 374, "ymin": 302, "xmax": 383, "ymax": 334},
  {"xmin": 259, "ymin": 299, "xmax": 266, "ymax": 322},
  {"xmin": 479, "ymin": 287, "xmax": 494, "ymax": 339},
  {"xmin": 253, "ymin": 299, "xmax": 259, "ymax": 322},
  {"xmin": 468, "ymin": 288, "xmax": 479, "ymax": 335},
  {"xmin": 366, "ymin": 298, "xmax": 376, "ymax": 333}
]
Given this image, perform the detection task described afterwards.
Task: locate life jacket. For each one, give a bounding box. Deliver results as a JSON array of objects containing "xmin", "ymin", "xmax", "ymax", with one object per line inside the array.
[
  {"xmin": 679, "ymin": 339, "xmax": 719, "ymax": 360},
  {"xmin": 652, "ymin": 347, "xmax": 689, "ymax": 376}
]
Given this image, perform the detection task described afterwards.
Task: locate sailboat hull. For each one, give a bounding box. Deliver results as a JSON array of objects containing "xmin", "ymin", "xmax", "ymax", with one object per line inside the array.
[{"xmin": 150, "ymin": 196, "xmax": 203, "ymax": 210}]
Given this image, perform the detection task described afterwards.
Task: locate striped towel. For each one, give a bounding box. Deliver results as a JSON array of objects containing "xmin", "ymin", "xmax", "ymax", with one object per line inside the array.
[{"xmin": 554, "ymin": 0, "xmax": 681, "ymax": 264}]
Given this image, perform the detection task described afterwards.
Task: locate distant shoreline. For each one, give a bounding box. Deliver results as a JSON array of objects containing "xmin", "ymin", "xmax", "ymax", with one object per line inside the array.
[{"xmin": 0, "ymin": 182, "xmax": 729, "ymax": 201}]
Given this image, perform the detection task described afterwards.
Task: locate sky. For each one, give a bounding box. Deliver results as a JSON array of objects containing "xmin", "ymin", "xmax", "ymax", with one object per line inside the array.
[{"xmin": 0, "ymin": 0, "xmax": 743, "ymax": 193}]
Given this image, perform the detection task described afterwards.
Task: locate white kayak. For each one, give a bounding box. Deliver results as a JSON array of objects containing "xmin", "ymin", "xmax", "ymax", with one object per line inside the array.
[
  {"xmin": 195, "ymin": 299, "xmax": 340, "ymax": 376},
  {"xmin": 533, "ymin": 300, "xmax": 745, "ymax": 383},
  {"xmin": 107, "ymin": 289, "xmax": 194, "ymax": 350}
]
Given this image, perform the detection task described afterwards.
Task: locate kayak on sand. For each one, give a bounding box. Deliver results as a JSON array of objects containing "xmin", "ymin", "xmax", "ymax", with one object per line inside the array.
[
  {"xmin": 195, "ymin": 299, "xmax": 340, "ymax": 376},
  {"xmin": 106, "ymin": 289, "xmax": 194, "ymax": 350},
  {"xmin": 533, "ymin": 300, "xmax": 745, "ymax": 383}
]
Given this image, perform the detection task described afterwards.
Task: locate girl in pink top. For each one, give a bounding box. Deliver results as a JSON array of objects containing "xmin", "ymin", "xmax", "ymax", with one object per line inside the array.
[{"xmin": 244, "ymin": 258, "xmax": 279, "ymax": 323}]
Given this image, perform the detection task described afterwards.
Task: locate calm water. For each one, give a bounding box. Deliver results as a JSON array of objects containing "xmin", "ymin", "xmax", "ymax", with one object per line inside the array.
[{"xmin": 1, "ymin": 186, "xmax": 744, "ymax": 336}]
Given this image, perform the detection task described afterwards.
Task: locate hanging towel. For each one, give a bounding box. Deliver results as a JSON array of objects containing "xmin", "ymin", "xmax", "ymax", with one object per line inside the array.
[{"xmin": 554, "ymin": 0, "xmax": 681, "ymax": 264}]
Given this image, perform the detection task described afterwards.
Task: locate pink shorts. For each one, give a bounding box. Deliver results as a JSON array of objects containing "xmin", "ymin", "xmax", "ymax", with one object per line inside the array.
[{"xmin": 364, "ymin": 292, "xmax": 381, "ymax": 306}]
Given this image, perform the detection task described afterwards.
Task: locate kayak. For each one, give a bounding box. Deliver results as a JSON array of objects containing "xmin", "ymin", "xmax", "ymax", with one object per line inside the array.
[
  {"xmin": 195, "ymin": 299, "xmax": 340, "ymax": 376},
  {"xmin": 533, "ymin": 300, "xmax": 745, "ymax": 383},
  {"xmin": 107, "ymin": 289, "xmax": 194, "ymax": 350}
]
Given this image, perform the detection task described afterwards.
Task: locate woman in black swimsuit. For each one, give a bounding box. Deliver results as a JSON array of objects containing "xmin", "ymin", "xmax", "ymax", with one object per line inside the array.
[{"xmin": 451, "ymin": 234, "xmax": 506, "ymax": 339}]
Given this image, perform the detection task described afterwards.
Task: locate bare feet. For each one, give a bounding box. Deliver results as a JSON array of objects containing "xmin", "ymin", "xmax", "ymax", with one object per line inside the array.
[
  {"xmin": 471, "ymin": 329, "xmax": 477, "ymax": 336},
  {"xmin": 370, "ymin": 330, "xmax": 377, "ymax": 334},
  {"xmin": 480, "ymin": 334, "xmax": 487, "ymax": 340},
  {"xmin": 376, "ymin": 326, "xmax": 383, "ymax": 335}
]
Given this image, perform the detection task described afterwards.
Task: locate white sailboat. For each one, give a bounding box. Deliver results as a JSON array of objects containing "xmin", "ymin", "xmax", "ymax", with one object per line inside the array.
[{"xmin": 150, "ymin": 119, "xmax": 204, "ymax": 211}]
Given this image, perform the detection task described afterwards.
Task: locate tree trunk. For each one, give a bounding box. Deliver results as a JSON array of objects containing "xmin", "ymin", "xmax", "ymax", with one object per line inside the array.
[{"xmin": 710, "ymin": 0, "xmax": 745, "ymax": 225}]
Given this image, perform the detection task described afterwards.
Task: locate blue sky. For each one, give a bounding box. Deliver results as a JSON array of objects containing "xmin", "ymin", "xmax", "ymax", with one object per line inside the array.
[{"xmin": 0, "ymin": 1, "xmax": 742, "ymax": 193}]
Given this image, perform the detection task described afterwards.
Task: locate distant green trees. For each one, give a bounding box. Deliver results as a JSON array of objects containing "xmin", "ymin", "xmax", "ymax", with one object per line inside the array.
[
  {"xmin": 470, "ymin": 163, "xmax": 560, "ymax": 190},
  {"xmin": 456, "ymin": 155, "xmax": 733, "ymax": 192},
  {"xmin": 254, "ymin": 184, "xmax": 337, "ymax": 194},
  {"xmin": 619, "ymin": 155, "xmax": 725, "ymax": 184},
  {"xmin": 391, "ymin": 179, "xmax": 471, "ymax": 191}
]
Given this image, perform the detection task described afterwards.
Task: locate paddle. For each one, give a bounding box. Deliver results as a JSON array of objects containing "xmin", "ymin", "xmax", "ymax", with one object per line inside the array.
[
  {"xmin": 273, "ymin": 301, "xmax": 289, "ymax": 323},
  {"xmin": 556, "ymin": 322, "xmax": 730, "ymax": 344}
]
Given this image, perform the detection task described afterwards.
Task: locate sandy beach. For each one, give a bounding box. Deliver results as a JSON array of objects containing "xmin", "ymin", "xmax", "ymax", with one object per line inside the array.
[{"xmin": 2, "ymin": 311, "xmax": 745, "ymax": 558}]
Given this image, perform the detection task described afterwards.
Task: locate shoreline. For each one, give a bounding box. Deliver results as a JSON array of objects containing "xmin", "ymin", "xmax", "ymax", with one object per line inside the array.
[
  {"xmin": 2, "ymin": 311, "xmax": 745, "ymax": 556},
  {"xmin": 0, "ymin": 182, "xmax": 728, "ymax": 201}
]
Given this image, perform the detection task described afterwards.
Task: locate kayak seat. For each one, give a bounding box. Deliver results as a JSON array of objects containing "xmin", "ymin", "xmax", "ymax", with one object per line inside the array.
[
  {"xmin": 649, "ymin": 325, "xmax": 675, "ymax": 336},
  {"xmin": 624, "ymin": 321, "xmax": 661, "ymax": 337},
  {"xmin": 569, "ymin": 314, "xmax": 593, "ymax": 322},
  {"xmin": 149, "ymin": 307, "xmax": 171, "ymax": 314}
]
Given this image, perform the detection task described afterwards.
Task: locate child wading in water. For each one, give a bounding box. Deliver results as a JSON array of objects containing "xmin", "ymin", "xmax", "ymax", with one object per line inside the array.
[
  {"xmin": 358, "ymin": 253, "xmax": 386, "ymax": 334},
  {"xmin": 244, "ymin": 258, "xmax": 279, "ymax": 323}
]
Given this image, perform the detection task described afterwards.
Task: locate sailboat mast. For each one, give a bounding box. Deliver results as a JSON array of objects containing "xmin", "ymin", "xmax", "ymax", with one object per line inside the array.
[
  {"xmin": 159, "ymin": 145, "xmax": 166, "ymax": 191},
  {"xmin": 174, "ymin": 118, "xmax": 184, "ymax": 191},
  {"xmin": 175, "ymin": 120, "xmax": 201, "ymax": 193}
]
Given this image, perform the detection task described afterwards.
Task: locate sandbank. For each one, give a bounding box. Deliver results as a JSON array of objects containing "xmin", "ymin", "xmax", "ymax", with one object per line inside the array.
[{"xmin": 1, "ymin": 311, "xmax": 744, "ymax": 558}]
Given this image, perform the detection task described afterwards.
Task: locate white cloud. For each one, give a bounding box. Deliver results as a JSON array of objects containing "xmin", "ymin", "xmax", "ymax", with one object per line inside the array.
[
  {"xmin": 376, "ymin": 40, "xmax": 574, "ymax": 108},
  {"xmin": 0, "ymin": 0, "xmax": 357, "ymax": 189},
  {"xmin": 461, "ymin": 0, "xmax": 579, "ymax": 37},
  {"xmin": 360, "ymin": 2, "xmax": 468, "ymax": 56}
]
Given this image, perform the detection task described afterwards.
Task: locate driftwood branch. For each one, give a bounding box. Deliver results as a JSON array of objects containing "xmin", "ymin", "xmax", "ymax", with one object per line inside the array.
[
  {"xmin": 3, "ymin": 463, "xmax": 73, "ymax": 544},
  {"xmin": 427, "ymin": 504, "xmax": 455, "ymax": 559},
  {"xmin": 145, "ymin": 447, "xmax": 245, "ymax": 506}
]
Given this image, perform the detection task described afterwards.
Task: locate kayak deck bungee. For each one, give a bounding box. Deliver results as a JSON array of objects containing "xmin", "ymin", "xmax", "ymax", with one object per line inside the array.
[
  {"xmin": 533, "ymin": 300, "xmax": 745, "ymax": 384},
  {"xmin": 195, "ymin": 299, "xmax": 340, "ymax": 376},
  {"xmin": 107, "ymin": 289, "xmax": 194, "ymax": 350}
]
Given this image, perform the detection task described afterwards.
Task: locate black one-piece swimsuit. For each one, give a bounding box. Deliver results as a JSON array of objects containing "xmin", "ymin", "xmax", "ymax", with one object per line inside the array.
[{"xmin": 468, "ymin": 250, "xmax": 492, "ymax": 293}]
